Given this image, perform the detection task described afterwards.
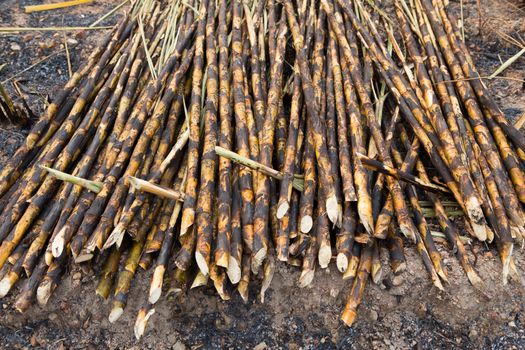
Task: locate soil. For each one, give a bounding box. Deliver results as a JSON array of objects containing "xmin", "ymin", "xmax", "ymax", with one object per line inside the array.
[{"xmin": 0, "ymin": 1, "xmax": 524, "ymax": 349}]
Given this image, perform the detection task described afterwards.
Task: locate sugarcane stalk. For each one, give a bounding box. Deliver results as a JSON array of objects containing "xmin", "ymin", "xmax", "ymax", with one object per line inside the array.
[
  {"xmin": 284, "ymin": 0, "xmax": 341, "ymax": 226},
  {"xmin": 341, "ymin": 242, "xmax": 372, "ymax": 326},
  {"xmin": 357, "ymin": 153, "xmax": 450, "ymax": 193},
  {"xmin": 251, "ymin": 14, "xmax": 288, "ymax": 271},
  {"xmin": 215, "ymin": 146, "xmax": 304, "ymax": 191},
  {"xmin": 231, "ymin": 0, "xmax": 256, "ymax": 264},
  {"xmin": 178, "ymin": 0, "xmax": 208, "ymax": 239}
]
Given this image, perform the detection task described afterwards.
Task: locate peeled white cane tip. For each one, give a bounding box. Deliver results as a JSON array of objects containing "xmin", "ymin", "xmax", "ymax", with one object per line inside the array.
[
  {"xmin": 298, "ymin": 270, "xmax": 314, "ymax": 288},
  {"xmin": 437, "ymin": 269, "xmax": 448, "ymax": 283},
  {"xmin": 134, "ymin": 309, "xmax": 155, "ymax": 340},
  {"xmin": 190, "ymin": 273, "xmax": 208, "ymax": 289},
  {"xmin": 357, "ymin": 201, "xmax": 373, "ymax": 236},
  {"xmin": 227, "ymin": 256, "xmax": 241, "ymax": 284},
  {"xmin": 398, "ymin": 224, "xmax": 416, "ymax": 242},
  {"xmin": 251, "ymin": 248, "xmax": 267, "ymax": 273},
  {"xmin": 74, "ymin": 253, "xmax": 94, "ymax": 264},
  {"xmin": 148, "ymin": 266, "xmax": 165, "ymax": 304},
  {"xmin": 501, "ymin": 244, "xmax": 513, "ymax": 286},
  {"xmin": 0, "ymin": 278, "xmax": 12, "ymax": 298},
  {"xmin": 485, "ymin": 226, "xmax": 494, "ymax": 243},
  {"xmin": 179, "ymin": 214, "xmax": 194, "ymax": 237},
  {"xmin": 326, "ymin": 194, "xmax": 339, "ymax": 225},
  {"xmin": 336, "ymin": 254, "xmax": 349, "ymax": 273},
  {"xmin": 318, "ymin": 246, "xmax": 332, "ymax": 269},
  {"xmin": 37, "ymin": 281, "xmax": 52, "ymax": 306},
  {"xmin": 466, "ymin": 270, "xmax": 483, "ymax": 290},
  {"xmin": 149, "ymin": 287, "xmax": 162, "ymax": 306},
  {"xmin": 52, "ymin": 227, "xmax": 67, "ymax": 258},
  {"xmin": 300, "ymin": 216, "xmax": 313, "ymax": 234},
  {"xmin": 195, "ymin": 252, "xmax": 209, "ymax": 277},
  {"xmin": 276, "ymin": 201, "xmax": 290, "ymax": 220},
  {"xmin": 109, "ymin": 307, "xmax": 124, "ymax": 323},
  {"xmin": 470, "ymin": 222, "xmax": 487, "ymax": 242},
  {"xmin": 103, "ymin": 225, "xmax": 125, "ymax": 250},
  {"xmin": 372, "ymin": 269, "xmax": 383, "ymax": 285},
  {"xmin": 45, "ymin": 252, "xmax": 53, "ymax": 266},
  {"xmin": 434, "ymin": 278, "xmax": 445, "ymax": 292}
]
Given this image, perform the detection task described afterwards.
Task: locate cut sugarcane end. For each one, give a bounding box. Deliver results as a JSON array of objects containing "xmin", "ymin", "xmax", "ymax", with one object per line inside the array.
[
  {"xmin": 336, "ymin": 254, "xmax": 349, "ymax": 273},
  {"xmin": 251, "ymin": 248, "xmax": 267, "ymax": 273},
  {"xmin": 433, "ymin": 277, "xmax": 445, "ymax": 291},
  {"xmin": 392, "ymin": 261, "xmax": 407, "ymax": 275},
  {"xmin": 341, "ymin": 308, "xmax": 357, "ymax": 327},
  {"xmin": 372, "ymin": 267, "xmax": 383, "ymax": 285},
  {"xmin": 74, "ymin": 252, "xmax": 94, "ymax": 263},
  {"xmin": 51, "ymin": 227, "xmax": 67, "ymax": 258},
  {"xmin": 195, "ymin": 252, "xmax": 209, "ymax": 277},
  {"xmin": 109, "ymin": 307, "xmax": 124, "ymax": 323},
  {"xmin": 238, "ymin": 284, "xmax": 249, "ymax": 303},
  {"xmin": 318, "ymin": 246, "xmax": 332, "ymax": 269},
  {"xmin": 501, "ymin": 243, "xmax": 513, "ymax": 285},
  {"xmin": 437, "ymin": 268, "xmax": 449, "ymax": 283},
  {"xmin": 470, "ymin": 221, "xmax": 487, "ymax": 241},
  {"xmin": 466, "ymin": 269, "xmax": 484, "ymax": 290},
  {"xmin": 277, "ymin": 250, "xmax": 288, "ymax": 262},
  {"xmin": 227, "ymin": 256, "xmax": 241, "ymax": 284},
  {"xmin": 399, "ymin": 224, "xmax": 417, "ymax": 242},
  {"xmin": 36, "ymin": 280, "xmax": 52, "ymax": 306},
  {"xmin": 276, "ymin": 201, "xmax": 290, "ymax": 220},
  {"xmin": 300, "ymin": 216, "xmax": 313, "ymax": 234},
  {"xmin": 134, "ymin": 308, "xmax": 155, "ymax": 340},
  {"xmin": 298, "ymin": 269, "xmax": 314, "ymax": 288},
  {"xmin": 148, "ymin": 265, "xmax": 165, "ymax": 304},
  {"xmin": 44, "ymin": 252, "xmax": 53, "ymax": 266},
  {"xmin": 103, "ymin": 224, "xmax": 126, "ymax": 250},
  {"xmin": 357, "ymin": 203, "xmax": 374, "ymax": 236},
  {"xmin": 190, "ymin": 272, "xmax": 208, "ymax": 289},
  {"xmin": 0, "ymin": 275, "xmax": 15, "ymax": 298},
  {"xmin": 326, "ymin": 194, "xmax": 340, "ymax": 226}
]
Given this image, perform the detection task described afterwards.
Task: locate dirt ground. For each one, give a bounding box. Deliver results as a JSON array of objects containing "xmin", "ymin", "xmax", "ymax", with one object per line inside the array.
[{"xmin": 0, "ymin": 0, "xmax": 524, "ymax": 349}]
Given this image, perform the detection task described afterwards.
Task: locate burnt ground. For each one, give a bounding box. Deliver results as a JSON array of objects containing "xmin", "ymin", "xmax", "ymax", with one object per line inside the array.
[{"xmin": 0, "ymin": 0, "xmax": 524, "ymax": 349}]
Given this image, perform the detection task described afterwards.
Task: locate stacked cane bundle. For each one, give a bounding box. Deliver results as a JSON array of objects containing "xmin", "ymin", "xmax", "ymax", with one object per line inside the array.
[{"xmin": 0, "ymin": 0, "xmax": 523, "ymax": 337}]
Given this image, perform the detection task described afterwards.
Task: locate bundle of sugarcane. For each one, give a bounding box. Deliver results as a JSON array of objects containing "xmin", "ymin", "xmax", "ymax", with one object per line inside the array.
[{"xmin": 0, "ymin": 0, "xmax": 523, "ymax": 336}]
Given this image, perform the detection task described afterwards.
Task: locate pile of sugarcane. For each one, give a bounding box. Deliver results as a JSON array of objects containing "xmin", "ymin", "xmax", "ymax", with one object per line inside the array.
[{"xmin": 0, "ymin": 0, "xmax": 524, "ymax": 337}]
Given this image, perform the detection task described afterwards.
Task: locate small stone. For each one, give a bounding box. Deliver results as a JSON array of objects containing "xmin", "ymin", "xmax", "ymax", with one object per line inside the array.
[
  {"xmin": 367, "ymin": 309, "xmax": 379, "ymax": 322},
  {"xmin": 73, "ymin": 272, "xmax": 82, "ymax": 280},
  {"xmin": 49, "ymin": 313, "xmax": 58, "ymax": 321},
  {"xmin": 30, "ymin": 334, "xmax": 39, "ymax": 347},
  {"xmin": 287, "ymin": 342, "xmax": 300, "ymax": 350},
  {"xmin": 253, "ymin": 342, "xmax": 267, "ymax": 350},
  {"xmin": 171, "ymin": 340, "xmax": 188, "ymax": 350},
  {"xmin": 23, "ymin": 34, "xmax": 33, "ymax": 42},
  {"xmin": 468, "ymin": 329, "xmax": 478, "ymax": 339},
  {"xmin": 67, "ymin": 38, "xmax": 79, "ymax": 45},
  {"xmin": 509, "ymin": 321, "xmax": 516, "ymax": 328},
  {"xmin": 392, "ymin": 275, "xmax": 404, "ymax": 286},
  {"xmin": 10, "ymin": 43, "xmax": 21, "ymax": 51},
  {"xmin": 38, "ymin": 39, "xmax": 56, "ymax": 50},
  {"xmin": 330, "ymin": 288, "xmax": 338, "ymax": 298},
  {"xmin": 416, "ymin": 303, "xmax": 427, "ymax": 317}
]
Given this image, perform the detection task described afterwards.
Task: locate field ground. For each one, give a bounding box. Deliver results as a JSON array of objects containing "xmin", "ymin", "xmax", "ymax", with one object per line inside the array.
[{"xmin": 0, "ymin": 0, "xmax": 524, "ymax": 349}]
